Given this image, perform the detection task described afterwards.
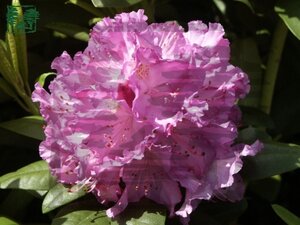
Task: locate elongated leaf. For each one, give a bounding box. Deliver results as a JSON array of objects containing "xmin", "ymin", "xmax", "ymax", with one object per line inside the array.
[
  {"xmin": 5, "ymin": 31, "xmax": 19, "ymax": 72},
  {"xmin": 213, "ymin": 0, "xmax": 226, "ymax": 15},
  {"xmin": 91, "ymin": 0, "xmax": 142, "ymax": 8},
  {"xmin": 43, "ymin": 184, "xmax": 87, "ymax": 213},
  {"xmin": 0, "ymin": 216, "xmax": 19, "ymax": 225},
  {"xmin": 241, "ymin": 142, "xmax": 300, "ymax": 180},
  {"xmin": 272, "ymin": 204, "xmax": 300, "ymax": 225},
  {"xmin": 11, "ymin": 0, "xmax": 29, "ymax": 83},
  {"xmin": 0, "ymin": 116, "xmax": 45, "ymax": 140},
  {"xmin": 37, "ymin": 72, "xmax": 56, "ymax": 87},
  {"xmin": 45, "ymin": 22, "xmax": 89, "ymax": 42},
  {"xmin": 233, "ymin": 0, "xmax": 254, "ymax": 13},
  {"xmin": 275, "ymin": 0, "xmax": 300, "ymax": 40},
  {"xmin": 67, "ymin": 0, "xmax": 104, "ymax": 17},
  {"xmin": 0, "ymin": 161, "xmax": 55, "ymax": 190},
  {"xmin": 0, "ymin": 41, "xmax": 18, "ymax": 84},
  {"xmin": 0, "ymin": 78, "xmax": 19, "ymax": 99},
  {"xmin": 51, "ymin": 210, "xmax": 112, "ymax": 225}
]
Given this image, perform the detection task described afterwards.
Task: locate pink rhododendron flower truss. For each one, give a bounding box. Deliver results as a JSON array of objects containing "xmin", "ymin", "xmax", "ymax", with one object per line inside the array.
[{"xmin": 32, "ymin": 9, "xmax": 263, "ymax": 223}]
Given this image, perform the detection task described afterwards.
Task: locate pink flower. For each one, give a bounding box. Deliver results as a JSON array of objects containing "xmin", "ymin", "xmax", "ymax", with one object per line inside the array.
[{"xmin": 32, "ymin": 9, "xmax": 262, "ymax": 222}]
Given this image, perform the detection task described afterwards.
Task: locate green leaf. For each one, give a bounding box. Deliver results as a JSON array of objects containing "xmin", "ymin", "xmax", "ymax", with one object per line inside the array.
[
  {"xmin": 45, "ymin": 22, "xmax": 89, "ymax": 42},
  {"xmin": 43, "ymin": 184, "xmax": 87, "ymax": 214},
  {"xmin": 213, "ymin": 0, "xmax": 226, "ymax": 15},
  {"xmin": 89, "ymin": 17, "xmax": 102, "ymax": 26},
  {"xmin": 233, "ymin": 0, "xmax": 254, "ymax": 13},
  {"xmin": 200, "ymin": 200, "xmax": 248, "ymax": 224},
  {"xmin": 237, "ymin": 126, "xmax": 271, "ymax": 144},
  {"xmin": 10, "ymin": 0, "xmax": 29, "ymax": 83},
  {"xmin": 231, "ymin": 38, "xmax": 262, "ymax": 108},
  {"xmin": 0, "ymin": 161, "xmax": 55, "ymax": 190},
  {"xmin": 67, "ymin": 0, "xmax": 105, "ymax": 17},
  {"xmin": 0, "ymin": 216, "xmax": 19, "ymax": 225},
  {"xmin": 272, "ymin": 204, "xmax": 300, "ymax": 225},
  {"xmin": 0, "ymin": 78, "xmax": 19, "ymax": 99},
  {"xmin": 241, "ymin": 142, "xmax": 300, "ymax": 181},
  {"xmin": 51, "ymin": 210, "xmax": 112, "ymax": 225},
  {"xmin": 248, "ymin": 176, "xmax": 281, "ymax": 202},
  {"xmin": 124, "ymin": 211, "xmax": 166, "ymax": 225},
  {"xmin": 5, "ymin": 31, "xmax": 19, "ymax": 73},
  {"xmin": 275, "ymin": 0, "xmax": 300, "ymax": 40},
  {"xmin": 91, "ymin": 0, "xmax": 142, "ymax": 8},
  {"xmin": 113, "ymin": 200, "xmax": 166, "ymax": 225},
  {"xmin": 0, "ymin": 116, "xmax": 45, "ymax": 140},
  {"xmin": 0, "ymin": 40, "xmax": 18, "ymax": 84},
  {"xmin": 36, "ymin": 72, "xmax": 56, "ymax": 87},
  {"xmin": 240, "ymin": 106, "xmax": 275, "ymax": 129},
  {"xmin": 52, "ymin": 207, "xmax": 166, "ymax": 225}
]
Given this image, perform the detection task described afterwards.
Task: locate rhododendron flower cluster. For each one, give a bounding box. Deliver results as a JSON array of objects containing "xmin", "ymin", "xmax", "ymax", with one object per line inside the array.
[{"xmin": 32, "ymin": 9, "xmax": 262, "ymax": 222}]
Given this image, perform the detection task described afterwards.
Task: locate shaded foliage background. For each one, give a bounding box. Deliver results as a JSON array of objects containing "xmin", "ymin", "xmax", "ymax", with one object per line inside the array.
[{"xmin": 0, "ymin": 0, "xmax": 300, "ymax": 224}]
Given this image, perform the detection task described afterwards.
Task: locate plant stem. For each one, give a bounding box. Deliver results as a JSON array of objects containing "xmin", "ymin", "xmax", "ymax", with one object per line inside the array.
[{"xmin": 260, "ymin": 19, "xmax": 288, "ymax": 114}]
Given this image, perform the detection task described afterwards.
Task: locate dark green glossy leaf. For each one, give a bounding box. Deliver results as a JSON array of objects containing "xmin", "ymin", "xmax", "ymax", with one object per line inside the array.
[
  {"xmin": 0, "ymin": 161, "xmax": 55, "ymax": 190},
  {"xmin": 124, "ymin": 211, "xmax": 166, "ymax": 225},
  {"xmin": 272, "ymin": 204, "xmax": 300, "ymax": 225},
  {"xmin": 0, "ymin": 116, "xmax": 45, "ymax": 140},
  {"xmin": 248, "ymin": 176, "xmax": 281, "ymax": 202},
  {"xmin": 42, "ymin": 184, "xmax": 87, "ymax": 214},
  {"xmin": 51, "ymin": 210, "xmax": 111, "ymax": 225},
  {"xmin": 231, "ymin": 38, "xmax": 262, "ymax": 108},
  {"xmin": 113, "ymin": 199, "xmax": 166, "ymax": 225},
  {"xmin": 198, "ymin": 200, "xmax": 248, "ymax": 224},
  {"xmin": 237, "ymin": 126, "xmax": 271, "ymax": 144},
  {"xmin": 45, "ymin": 22, "xmax": 89, "ymax": 42},
  {"xmin": 240, "ymin": 106, "xmax": 275, "ymax": 129},
  {"xmin": 275, "ymin": 0, "xmax": 300, "ymax": 40},
  {"xmin": 241, "ymin": 142, "xmax": 300, "ymax": 180},
  {"xmin": 91, "ymin": 0, "xmax": 142, "ymax": 8}
]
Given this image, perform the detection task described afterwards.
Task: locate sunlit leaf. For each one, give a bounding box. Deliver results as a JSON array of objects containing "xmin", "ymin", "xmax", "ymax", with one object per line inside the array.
[
  {"xmin": 113, "ymin": 200, "xmax": 166, "ymax": 225},
  {"xmin": 0, "ymin": 161, "xmax": 55, "ymax": 190},
  {"xmin": 11, "ymin": 0, "xmax": 29, "ymax": 83},
  {"xmin": 36, "ymin": 72, "xmax": 56, "ymax": 87},
  {"xmin": 0, "ymin": 216, "xmax": 19, "ymax": 225},
  {"xmin": 45, "ymin": 22, "xmax": 89, "ymax": 42},
  {"xmin": 5, "ymin": 31, "xmax": 19, "ymax": 73},
  {"xmin": 124, "ymin": 211, "xmax": 166, "ymax": 225},
  {"xmin": 0, "ymin": 116, "xmax": 45, "ymax": 140},
  {"xmin": 275, "ymin": 0, "xmax": 300, "ymax": 40},
  {"xmin": 241, "ymin": 142, "xmax": 300, "ymax": 180},
  {"xmin": 42, "ymin": 183, "xmax": 87, "ymax": 213},
  {"xmin": 213, "ymin": 0, "xmax": 226, "ymax": 14},
  {"xmin": 89, "ymin": 17, "xmax": 102, "ymax": 26},
  {"xmin": 67, "ymin": 0, "xmax": 104, "ymax": 17},
  {"xmin": 272, "ymin": 204, "xmax": 300, "ymax": 225},
  {"xmin": 0, "ymin": 40, "xmax": 18, "ymax": 84},
  {"xmin": 91, "ymin": 0, "xmax": 142, "ymax": 8}
]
